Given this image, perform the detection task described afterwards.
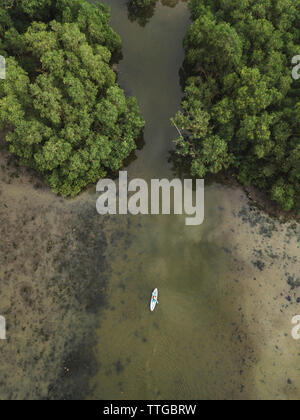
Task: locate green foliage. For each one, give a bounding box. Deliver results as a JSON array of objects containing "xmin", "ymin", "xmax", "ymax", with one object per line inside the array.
[
  {"xmin": 0, "ymin": 0, "xmax": 145, "ymax": 196},
  {"xmin": 174, "ymin": 0, "xmax": 300, "ymax": 213}
]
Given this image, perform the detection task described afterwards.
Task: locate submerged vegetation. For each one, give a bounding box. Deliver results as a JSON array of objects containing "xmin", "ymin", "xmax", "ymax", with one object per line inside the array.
[
  {"xmin": 0, "ymin": 0, "xmax": 145, "ymax": 196},
  {"xmin": 174, "ymin": 0, "xmax": 300, "ymax": 213}
]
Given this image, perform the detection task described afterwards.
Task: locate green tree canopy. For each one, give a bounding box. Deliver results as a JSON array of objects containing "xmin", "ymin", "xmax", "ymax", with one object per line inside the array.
[
  {"xmin": 0, "ymin": 0, "xmax": 145, "ymax": 196},
  {"xmin": 174, "ymin": 0, "xmax": 300, "ymax": 213}
]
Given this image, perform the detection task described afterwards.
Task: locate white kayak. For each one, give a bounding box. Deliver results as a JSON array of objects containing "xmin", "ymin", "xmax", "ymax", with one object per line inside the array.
[{"xmin": 150, "ymin": 288, "xmax": 158, "ymax": 312}]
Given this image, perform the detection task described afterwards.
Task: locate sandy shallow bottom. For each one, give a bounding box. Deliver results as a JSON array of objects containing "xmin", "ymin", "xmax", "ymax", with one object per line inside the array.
[
  {"xmin": 0, "ymin": 146, "xmax": 299, "ymax": 400},
  {"xmin": 88, "ymin": 183, "xmax": 299, "ymax": 401},
  {"xmin": 209, "ymin": 187, "xmax": 300, "ymax": 400}
]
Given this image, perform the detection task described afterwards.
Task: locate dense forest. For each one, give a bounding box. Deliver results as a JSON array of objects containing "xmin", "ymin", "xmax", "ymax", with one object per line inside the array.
[
  {"xmin": 0, "ymin": 0, "xmax": 299, "ymax": 211},
  {"xmin": 173, "ymin": 0, "xmax": 300, "ymax": 213},
  {"xmin": 0, "ymin": 0, "xmax": 144, "ymax": 196}
]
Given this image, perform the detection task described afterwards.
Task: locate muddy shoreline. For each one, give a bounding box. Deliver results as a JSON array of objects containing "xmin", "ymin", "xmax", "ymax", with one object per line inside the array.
[
  {"xmin": 218, "ymin": 171, "xmax": 300, "ymax": 223},
  {"xmin": 0, "ymin": 145, "xmax": 111, "ymax": 399}
]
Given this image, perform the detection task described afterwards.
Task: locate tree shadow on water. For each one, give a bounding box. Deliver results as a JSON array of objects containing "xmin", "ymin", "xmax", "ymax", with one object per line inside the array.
[
  {"xmin": 127, "ymin": 0, "xmax": 188, "ymax": 27},
  {"xmin": 127, "ymin": 0, "xmax": 157, "ymax": 27}
]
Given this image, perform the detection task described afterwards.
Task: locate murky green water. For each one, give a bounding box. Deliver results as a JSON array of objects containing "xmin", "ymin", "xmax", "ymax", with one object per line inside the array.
[{"xmin": 87, "ymin": 0, "xmax": 299, "ymax": 400}]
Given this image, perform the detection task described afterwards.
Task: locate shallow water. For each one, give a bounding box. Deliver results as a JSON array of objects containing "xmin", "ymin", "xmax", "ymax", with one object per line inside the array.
[{"xmin": 87, "ymin": 0, "xmax": 299, "ymax": 400}]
